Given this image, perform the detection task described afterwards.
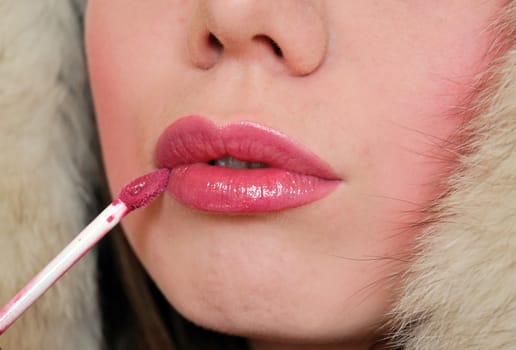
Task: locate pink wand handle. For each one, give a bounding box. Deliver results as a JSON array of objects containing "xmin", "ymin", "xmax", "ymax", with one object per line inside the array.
[{"xmin": 0, "ymin": 200, "xmax": 128, "ymax": 334}]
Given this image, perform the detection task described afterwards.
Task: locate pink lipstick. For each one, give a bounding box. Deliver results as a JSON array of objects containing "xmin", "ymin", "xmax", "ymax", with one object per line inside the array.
[{"xmin": 155, "ymin": 116, "xmax": 341, "ymax": 213}]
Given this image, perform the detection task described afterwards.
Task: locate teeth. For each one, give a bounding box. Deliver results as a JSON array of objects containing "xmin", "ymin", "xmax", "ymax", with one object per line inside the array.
[{"xmin": 211, "ymin": 156, "xmax": 267, "ymax": 169}]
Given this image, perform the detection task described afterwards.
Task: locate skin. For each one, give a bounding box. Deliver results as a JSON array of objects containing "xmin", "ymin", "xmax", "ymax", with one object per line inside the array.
[{"xmin": 85, "ymin": 1, "xmax": 504, "ymax": 349}]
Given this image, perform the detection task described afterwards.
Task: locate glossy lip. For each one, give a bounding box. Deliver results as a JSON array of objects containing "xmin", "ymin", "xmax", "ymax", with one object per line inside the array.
[{"xmin": 155, "ymin": 115, "xmax": 341, "ymax": 213}]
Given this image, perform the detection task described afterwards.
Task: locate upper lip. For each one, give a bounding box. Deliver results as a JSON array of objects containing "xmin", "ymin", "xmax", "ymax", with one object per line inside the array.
[{"xmin": 155, "ymin": 115, "xmax": 340, "ymax": 180}]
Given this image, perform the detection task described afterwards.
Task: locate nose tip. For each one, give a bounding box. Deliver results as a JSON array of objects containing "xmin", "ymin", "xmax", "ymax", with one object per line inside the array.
[{"xmin": 188, "ymin": 1, "xmax": 328, "ymax": 76}]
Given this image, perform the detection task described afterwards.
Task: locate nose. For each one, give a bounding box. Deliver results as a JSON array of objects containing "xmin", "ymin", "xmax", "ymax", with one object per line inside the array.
[{"xmin": 187, "ymin": 0, "xmax": 328, "ymax": 76}]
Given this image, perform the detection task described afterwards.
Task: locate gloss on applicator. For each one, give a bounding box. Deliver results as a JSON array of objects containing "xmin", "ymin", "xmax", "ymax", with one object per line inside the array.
[{"xmin": 0, "ymin": 168, "xmax": 170, "ymax": 335}]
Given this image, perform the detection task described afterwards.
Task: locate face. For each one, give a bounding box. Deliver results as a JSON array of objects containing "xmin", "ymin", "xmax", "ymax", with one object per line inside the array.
[{"xmin": 86, "ymin": 1, "xmax": 502, "ymax": 348}]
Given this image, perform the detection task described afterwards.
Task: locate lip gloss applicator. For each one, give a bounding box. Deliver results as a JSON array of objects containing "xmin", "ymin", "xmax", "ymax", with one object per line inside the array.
[{"xmin": 0, "ymin": 168, "xmax": 170, "ymax": 335}]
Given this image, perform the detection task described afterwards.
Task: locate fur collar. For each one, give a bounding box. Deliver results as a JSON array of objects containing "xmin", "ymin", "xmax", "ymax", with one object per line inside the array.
[
  {"xmin": 0, "ymin": 1, "xmax": 101, "ymax": 348},
  {"xmin": 390, "ymin": 3, "xmax": 516, "ymax": 349}
]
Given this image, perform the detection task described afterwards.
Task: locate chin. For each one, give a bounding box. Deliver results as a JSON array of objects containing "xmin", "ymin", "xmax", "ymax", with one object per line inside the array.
[
  {"xmin": 181, "ymin": 306, "xmax": 381, "ymax": 347},
  {"xmin": 158, "ymin": 268, "xmax": 390, "ymax": 346}
]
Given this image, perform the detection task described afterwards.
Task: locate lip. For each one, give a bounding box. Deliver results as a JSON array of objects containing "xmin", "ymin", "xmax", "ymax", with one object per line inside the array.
[{"xmin": 155, "ymin": 115, "xmax": 341, "ymax": 213}]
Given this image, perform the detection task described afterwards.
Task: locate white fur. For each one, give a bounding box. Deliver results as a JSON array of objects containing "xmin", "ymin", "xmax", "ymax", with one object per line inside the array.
[
  {"xmin": 391, "ymin": 3, "xmax": 516, "ymax": 349},
  {"xmin": 0, "ymin": 0, "xmax": 101, "ymax": 349}
]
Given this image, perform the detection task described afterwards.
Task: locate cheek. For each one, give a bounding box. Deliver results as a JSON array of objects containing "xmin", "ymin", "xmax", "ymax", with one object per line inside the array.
[
  {"xmin": 86, "ymin": 0, "xmax": 195, "ymax": 195},
  {"xmin": 86, "ymin": 3, "xmax": 132, "ymax": 191},
  {"xmin": 320, "ymin": 16, "xmax": 498, "ymax": 230},
  {"xmin": 85, "ymin": 1, "xmax": 172, "ymax": 193}
]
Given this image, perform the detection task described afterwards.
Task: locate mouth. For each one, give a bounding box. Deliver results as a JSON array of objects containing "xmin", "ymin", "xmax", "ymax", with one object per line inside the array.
[{"xmin": 155, "ymin": 115, "xmax": 341, "ymax": 213}]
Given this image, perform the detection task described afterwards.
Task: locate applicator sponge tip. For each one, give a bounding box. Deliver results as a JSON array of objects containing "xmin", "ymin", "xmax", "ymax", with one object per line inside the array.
[{"xmin": 118, "ymin": 168, "xmax": 171, "ymax": 211}]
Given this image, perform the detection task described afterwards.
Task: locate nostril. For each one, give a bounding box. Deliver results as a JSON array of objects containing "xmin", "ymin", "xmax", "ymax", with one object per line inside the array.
[
  {"xmin": 269, "ymin": 38, "xmax": 283, "ymax": 58},
  {"xmin": 254, "ymin": 35, "xmax": 283, "ymax": 58},
  {"xmin": 207, "ymin": 32, "xmax": 223, "ymax": 53}
]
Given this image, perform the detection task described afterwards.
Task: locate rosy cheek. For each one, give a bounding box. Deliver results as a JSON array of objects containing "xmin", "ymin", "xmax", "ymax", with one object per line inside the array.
[{"xmin": 86, "ymin": 29, "xmax": 138, "ymax": 194}]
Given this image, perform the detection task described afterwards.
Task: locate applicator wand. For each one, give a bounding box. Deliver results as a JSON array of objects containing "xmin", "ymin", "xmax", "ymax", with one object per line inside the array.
[{"xmin": 0, "ymin": 168, "xmax": 170, "ymax": 335}]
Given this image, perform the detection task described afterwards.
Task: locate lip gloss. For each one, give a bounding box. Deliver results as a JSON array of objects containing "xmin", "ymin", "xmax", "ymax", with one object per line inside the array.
[{"xmin": 155, "ymin": 115, "xmax": 341, "ymax": 213}]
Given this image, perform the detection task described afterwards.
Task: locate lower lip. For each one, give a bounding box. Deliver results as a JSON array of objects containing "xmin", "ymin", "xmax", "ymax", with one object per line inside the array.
[{"xmin": 168, "ymin": 164, "xmax": 339, "ymax": 213}]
